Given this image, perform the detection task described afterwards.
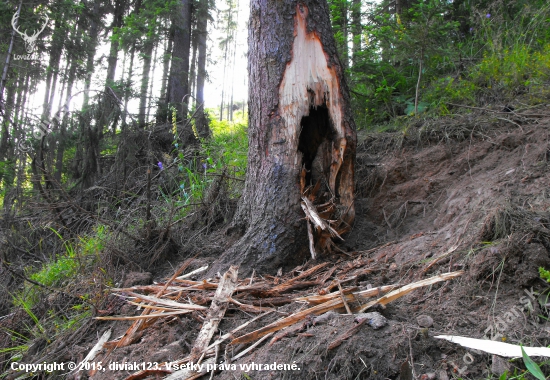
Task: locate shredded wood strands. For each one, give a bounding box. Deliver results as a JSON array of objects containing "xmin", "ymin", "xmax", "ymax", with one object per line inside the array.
[
  {"xmin": 300, "ymin": 179, "xmax": 350, "ymax": 259},
  {"xmin": 99, "ymin": 258, "xmax": 462, "ymax": 380},
  {"xmin": 231, "ymin": 271, "xmax": 463, "ymax": 345}
]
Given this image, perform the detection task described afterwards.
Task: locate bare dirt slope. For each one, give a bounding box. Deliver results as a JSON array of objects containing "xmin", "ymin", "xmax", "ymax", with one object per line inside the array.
[{"xmin": 6, "ymin": 112, "xmax": 550, "ymax": 380}]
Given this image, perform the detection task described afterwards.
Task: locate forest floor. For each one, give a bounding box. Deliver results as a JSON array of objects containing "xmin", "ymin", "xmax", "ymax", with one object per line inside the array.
[{"xmin": 4, "ymin": 108, "xmax": 550, "ymax": 380}]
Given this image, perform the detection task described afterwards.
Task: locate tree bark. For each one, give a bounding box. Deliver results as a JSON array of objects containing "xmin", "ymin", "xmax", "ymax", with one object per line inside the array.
[
  {"xmin": 351, "ymin": 0, "xmax": 361, "ymax": 68},
  {"xmin": 138, "ymin": 39, "xmax": 154, "ymax": 127},
  {"xmin": 1, "ymin": 1, "xmax": 22, "ymax": 116},
  {"xmin": 194, "ymin": 0, "xmax": 210, "ymax": 138},
  {"xmin": 214, "ymin": 0, "xmax": 356, "ymax": 275},
  {"xmin": 168, "ymin": 0, "xmax": 192, "ymax": 119},
  {"xmin": 101, "ymin": 0, "xmax": 125, "ymax": 135}
]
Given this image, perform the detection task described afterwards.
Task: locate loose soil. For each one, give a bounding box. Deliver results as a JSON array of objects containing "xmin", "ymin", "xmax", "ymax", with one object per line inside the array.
[{"xmin": 4, "ymin": 112, "xmax": 550, "ymax": 380}]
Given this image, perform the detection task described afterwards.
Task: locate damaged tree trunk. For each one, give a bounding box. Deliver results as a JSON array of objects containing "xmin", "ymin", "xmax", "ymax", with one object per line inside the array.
[{"xmin": 215, "ymin": 0, "xmax": 356, "ymax": 274}]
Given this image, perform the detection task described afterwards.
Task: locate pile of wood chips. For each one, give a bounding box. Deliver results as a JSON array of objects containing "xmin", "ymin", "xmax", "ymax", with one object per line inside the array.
[{"xmin": 86, "ymin": 256, "xmax": 463, "ymax": 380}]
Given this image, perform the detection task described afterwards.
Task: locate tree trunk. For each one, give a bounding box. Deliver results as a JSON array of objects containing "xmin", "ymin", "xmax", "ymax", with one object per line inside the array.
[
  {"xmin": 121, "ymin": 45, "xmax": 136, "ymax": 128},
  {"xmin": 351, "ymin": 0, "xmax": 361, "ymax": 68},
  {"xmin": 228, "ymin": 1, "xmax": 239, "ymax": 122},
  {"xmin": 160, "ymin": 26, "xmax": 172, "ymax": 104},
  {"xmin": 219, "ymin": 1, "xmax": 234, "ymax": 121},
  {"xmin": 0, "ymin": 1, "xmax": 22, "ymax": 115},
  {"xmin": 101, "ymin": 0, "xmax": 125, "ymax": 135},
  {"xmin": 42, "ymin": 14, "xmax": 65, "ymax": 122},
  {"xmin": 168, "ymin": 0, "xmax": 192, "ymax": 119},
  {"xmin": 80, "ymin": 0, "xmax": 101, "ymax": 188},
  {"xmin": 214, "ymin": 0, "xmax": 356, "ymax": 275},
  {"xmin": 188, "ymin": 27, "xmax": 198, "ymax": 107},
  {"xmin": 146, "ymin": 41, "xmax": 159, "ymax": 121},
  {"xmin": 138, "ymin": 39, "xmax": 154, "ymax": 127},
  {"xmin": 194, "ymin": 0, "xmax": 210, "ymax": 138}
]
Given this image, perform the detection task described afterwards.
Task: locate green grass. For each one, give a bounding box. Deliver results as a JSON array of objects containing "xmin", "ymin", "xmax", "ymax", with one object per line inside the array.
[
  {"xmin": 17, "ymin": 225, "xmax": 109, "ymax": 308},
  {"xmin": 206, "ymin": 110, "xmax": 248, "ymax": 176}
]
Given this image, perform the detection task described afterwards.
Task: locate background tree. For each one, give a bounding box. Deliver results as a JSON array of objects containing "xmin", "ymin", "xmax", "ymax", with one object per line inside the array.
[{"xmin": 168, "ymin": 0, "xmax": 192, "ymax": 120}]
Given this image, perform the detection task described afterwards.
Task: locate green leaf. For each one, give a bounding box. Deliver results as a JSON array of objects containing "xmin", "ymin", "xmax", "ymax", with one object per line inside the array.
[{"xmin": 521, "ymin": 346, "xmax": 546, "ymax": 380}]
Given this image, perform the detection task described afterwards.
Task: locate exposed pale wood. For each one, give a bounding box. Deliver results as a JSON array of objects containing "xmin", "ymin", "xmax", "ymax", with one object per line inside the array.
[
  {"xmin": 269, "ymin": 263, "xmax": 328, "ymax": 292},
  {"xmin": 96, "ymin": 310, "xmax": 191, "ymax": 320},
  {"xmin": 231, "ymin": 332, "xmax": 274, "ymax": 362},
  {"xmin": 302, "ymin": 197, "xmax": 328, "ymax": 231},
  {"xmin": 337, "ymin": 280, "xmax": 352, "ymax": 315},
  {"xmin": 206, "ymin": 311, "xmax": 274, "ymax": 351},
  {"xmin": 125, "ymin": 301, "xmax": 190, "ymax": 311},
  {"xmin": 229, "ymin": 297, "xmax": 275, "ymax": 313},
  {"xmin": 279, "ymin": 6, "xmax": 345, "ymax": 191},
  {"xmin": 190, "ymin": 266, "xmax": 239, "ymax": 360},
  {"xmin": 172, "ymin": 279, "xmax": 219, "ymax": 289},
  {"xmin": 109, "ymin": 285, "xmax": 186, "ymax": 293},
  {"xmin": 78, "ymin": 329, "xmax": 111, "ymax": 368},
  {"xmin": 295, "ymin": 284, "xmax": 398, "ymax": 304},
  {"xmin": 231, "ymin": 297, "xmax": 345, "ymax": 345},
  {"xmin": 124, "ymin": 292, "xmax": 207, "ymax": 310},
  {"xmin": 177, "ymin": 265, "xmax": 209, "ymax": 279},
  {"xmin": 355, "ymin": 271, "xmax": 464, "ymax": 313},
  {"xmin": 306, "ymin": 220, "xmax": 317, "ymax": 259}
]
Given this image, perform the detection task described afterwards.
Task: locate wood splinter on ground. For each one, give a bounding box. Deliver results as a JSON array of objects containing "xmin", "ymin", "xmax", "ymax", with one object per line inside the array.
[{"xmin": 97, "ymin": 258, "xmax": 463, "ymax": 380}]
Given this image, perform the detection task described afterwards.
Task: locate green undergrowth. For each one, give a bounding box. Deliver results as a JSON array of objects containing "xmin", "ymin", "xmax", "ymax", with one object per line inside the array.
[
  {"xmin": 167, "ymin": 109, "xmax": 248, "ymax": 208},
  {"xmin": 355, "ymin": 0, "xmax": 550, "ymax": 130},
  {"xmin": 3, "ymin": 225, "xmax": 109, "ymax": 367},
  {"xmin": 15, "ymin": 226, "xmax": 108, "ymax": 316}
]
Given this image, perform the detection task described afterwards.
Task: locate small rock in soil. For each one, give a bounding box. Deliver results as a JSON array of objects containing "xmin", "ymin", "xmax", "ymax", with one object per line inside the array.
[
  {"xmin": 416, "ymin": 314, "xmax": 434, "ymax": 327},
  {"xmin": 122, "ymin": 271, "xmax": 152, "ymax": 287},
  {"xmin": 491, "ymin": 354, "xmax": 511, "ymax": 376},
  {"xmin": 313, "ymin": 311, "xmax": 338, "ymax": 325},
  {"xmin": 355, "ymin": 312, "xmax": 388, "ymax": 329}
]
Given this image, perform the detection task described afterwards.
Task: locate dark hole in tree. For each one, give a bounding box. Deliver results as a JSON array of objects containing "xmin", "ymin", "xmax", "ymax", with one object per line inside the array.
[{"xmin": 298, "ymin": 105, "xmax": 334, "ymax": 186}]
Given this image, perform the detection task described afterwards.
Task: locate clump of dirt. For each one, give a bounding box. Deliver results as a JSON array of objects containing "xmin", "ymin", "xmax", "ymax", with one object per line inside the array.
[{"xmin": 6, "ymin": 111, "xmax": 550, "ymax": 380}]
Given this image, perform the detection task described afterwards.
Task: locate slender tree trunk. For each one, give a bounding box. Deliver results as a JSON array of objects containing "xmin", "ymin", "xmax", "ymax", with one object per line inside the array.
[
  {"xmin": 156, "ymin": 25, "xmax": 173, "ymax": 123},
  {"xmin": 169, "ymin": 0, "xmax": 192, "ymax": 119},
  {"xmin": 414, "ymin": 55, "xmax": 423, "ymax": 116},
  {"xmin": 146, "ymin": 43, "xmax": 158, "ymax": 121},
  {"xmin": 160, "ymin": 27, "xmax": 173, "ymax": 104},
  {"xmin": 123, "ymin": 45, "xmax": 136, "ymax": 126},
  {"xmin": 189, "ymin": 28, "xmax": 198, "ymax": 107},
  {"xmin": 228, "ymin": 1, "xmax": 239, "ymax": 122},
  {"xmin": 213, "ymin": 0, "xmax": 356, "ymax": 275},
  {"xmin": 0, "ymin": 80, "xmax": 17, "ymax": 184},
  {"xmin": 351, "ymin": 0, "xmax": 361, "ymax": 68},
  {"xmin": 101, "ymin": 0, "xmax": 125, "ymax": 135},
  {"xmin": 1, "ymin": 1, "xmax": 22, "ymax": 115},
  {"xmin": 219, "ymin": 2, "xmax": 234, "ymax": 121},
  {"xmin": 195, "ymin": 0, "xmax": 210, "ymax": 137},
  {"xmin": 42, "ymin": 15, "xmax": 65, "ymax": 122},
  {"xmin": 138, "ymin": 39, "xmax": 154, "ymax": 127},
  {"xmin": 80, "ymin": 0, "xmax": 101, "ymax": 188}
]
